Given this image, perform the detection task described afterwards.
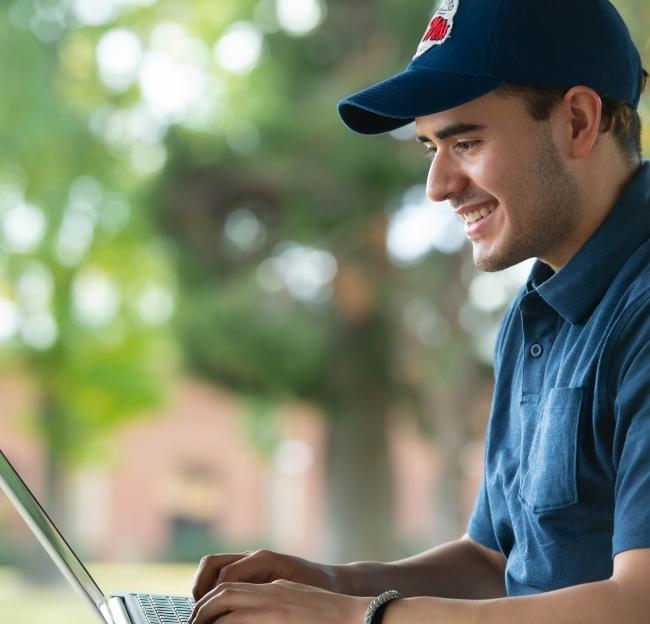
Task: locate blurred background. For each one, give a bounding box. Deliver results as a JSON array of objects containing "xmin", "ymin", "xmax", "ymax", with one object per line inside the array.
[{"xmin": 0, "ymin": 0, "xmax": 648, "ymax": 621}]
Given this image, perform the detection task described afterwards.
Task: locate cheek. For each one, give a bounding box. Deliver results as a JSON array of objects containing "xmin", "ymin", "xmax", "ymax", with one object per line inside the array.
[
  {"xmin": 467, "ymin": 159, "xmax": 507, "ymax": 199},
  {"xmin": 469, "ymin": 147, "xmax": 527, "ymax": 201}
]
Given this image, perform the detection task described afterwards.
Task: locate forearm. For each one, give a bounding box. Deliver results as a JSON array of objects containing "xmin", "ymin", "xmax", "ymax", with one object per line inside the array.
[
  {"xmin": 383, "ymin": 577, "xmax": 645, "ymax": 624},
  {"xmin": 331, "ymin": 535, "xmax": 506, "ymax": 599}
]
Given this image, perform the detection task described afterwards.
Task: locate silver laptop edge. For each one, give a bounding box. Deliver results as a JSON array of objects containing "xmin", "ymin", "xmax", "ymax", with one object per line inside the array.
[
  {"xmin": 0, "ymin": 448, "xmax": 115, "ymax": 623},
  {"xmin": 0, "ymin": 448, "xmax": 194, "ymax": 624}
]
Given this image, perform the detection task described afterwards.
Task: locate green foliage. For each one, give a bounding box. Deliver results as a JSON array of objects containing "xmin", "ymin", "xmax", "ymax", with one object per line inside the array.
[
  {"xmin": 175, "ymin": 274, "xmax": 331, "ymax": 398},
  {"xmin": 0, "ymin": 2, "xmax": 177, "ymax": 472}
]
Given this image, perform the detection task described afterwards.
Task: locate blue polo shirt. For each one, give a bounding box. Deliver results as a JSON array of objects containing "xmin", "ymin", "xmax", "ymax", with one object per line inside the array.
[{"xmin": 468, "ymin": 161, "xmax": 650, "ymax": 595}]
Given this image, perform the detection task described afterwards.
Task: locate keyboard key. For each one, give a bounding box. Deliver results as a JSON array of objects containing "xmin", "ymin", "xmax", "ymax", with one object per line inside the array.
[{"xmin": 136, "ymin": 593, "xmax": 195, "ymax": 624}]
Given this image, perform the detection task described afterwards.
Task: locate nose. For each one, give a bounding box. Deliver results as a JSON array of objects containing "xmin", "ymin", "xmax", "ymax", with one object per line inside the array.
[{"xmin": 426, "ymin": 151, "xmax": 468, "ymax": 203}]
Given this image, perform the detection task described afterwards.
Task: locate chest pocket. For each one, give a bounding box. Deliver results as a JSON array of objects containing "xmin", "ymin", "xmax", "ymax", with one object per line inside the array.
[{"xmin": 519, "ymin": 386, "xmax": 583, "ymax": 513}]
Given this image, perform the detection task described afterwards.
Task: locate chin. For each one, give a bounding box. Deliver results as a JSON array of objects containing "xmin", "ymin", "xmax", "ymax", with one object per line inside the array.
[{"xmin": 473, "ymin": 245, "xmax": 528, "ymax": 273}]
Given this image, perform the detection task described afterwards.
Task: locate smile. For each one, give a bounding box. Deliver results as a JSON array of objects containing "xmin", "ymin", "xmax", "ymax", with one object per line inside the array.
[{"xmin": 462, "ymin": 202, "xmax": 498, "ymax": 224}]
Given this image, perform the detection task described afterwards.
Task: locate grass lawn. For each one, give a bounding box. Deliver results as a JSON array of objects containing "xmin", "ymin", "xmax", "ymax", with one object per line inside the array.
[{"xmin": 0, "ymin": 562, "xmax": 197, "ymax": 623}]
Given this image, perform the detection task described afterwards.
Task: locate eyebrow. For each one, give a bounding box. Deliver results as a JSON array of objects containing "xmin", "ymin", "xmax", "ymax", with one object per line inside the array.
[{"xmin": 416, "ymin": 123, "xmax": 486, "ymax": 143}]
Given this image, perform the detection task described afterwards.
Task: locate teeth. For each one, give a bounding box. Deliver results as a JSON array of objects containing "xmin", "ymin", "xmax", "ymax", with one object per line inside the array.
[{"xmin": 463, "ymin": 202, "xmax": 497, "ymax": 224}]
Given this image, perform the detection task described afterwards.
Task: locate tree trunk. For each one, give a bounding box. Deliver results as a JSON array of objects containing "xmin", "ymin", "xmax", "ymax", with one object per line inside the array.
[
  {"xmin": 40, "ymin": 392, "xmax": 68, "ymax": 528},
  {"xmin": 326, "ymin": 401, "xmax": 395, "ymax": 563},
  {"xmin": 324, "ymin": 260, "xmax": 397, "ymax": 563},
  {"xmin": 430, "ymin": 392, "xmax": 471, "ymax": 544}
]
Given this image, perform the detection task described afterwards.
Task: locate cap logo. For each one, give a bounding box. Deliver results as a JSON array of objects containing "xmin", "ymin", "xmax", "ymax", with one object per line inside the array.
[{"xmin": 414, "ymin": 0, "xmax": 460, "ymax": 59}]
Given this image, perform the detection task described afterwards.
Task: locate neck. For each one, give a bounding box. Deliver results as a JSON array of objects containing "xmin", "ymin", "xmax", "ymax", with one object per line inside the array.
[
  {"xmin": 544, "ymin": 155, "xmax": 641, "ymax": 273},
  {"xmin": 590, "ymin": 156, "xmax": 641, "ymax": 215}
]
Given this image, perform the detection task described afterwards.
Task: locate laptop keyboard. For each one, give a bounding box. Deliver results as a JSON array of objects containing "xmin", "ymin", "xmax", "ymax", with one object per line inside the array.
[{"xmin": 136, "ymin": 593, "xmax": 195, "ymax": 624}]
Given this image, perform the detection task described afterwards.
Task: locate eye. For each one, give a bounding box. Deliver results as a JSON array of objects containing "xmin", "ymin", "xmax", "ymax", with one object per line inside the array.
[{"xmin": 455, "ymin": 140, "xmax": 480, "ymax": 152}]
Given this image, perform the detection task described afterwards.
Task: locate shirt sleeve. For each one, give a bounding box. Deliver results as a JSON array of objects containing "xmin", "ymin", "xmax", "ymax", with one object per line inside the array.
[
  {"xmin": 467, "ymin": 470, "xmax": 500, "ymax": 551},
  {"xmin": 610, "ymin": 299, "xmax": 650, "ymax": 555},
  {"xmin": 466, "ymin": 298, "xmax": 520, "ymax": 553}
]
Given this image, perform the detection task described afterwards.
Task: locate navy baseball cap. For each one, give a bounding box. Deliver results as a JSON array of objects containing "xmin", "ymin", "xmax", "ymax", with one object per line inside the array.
[{"xmin": 338, "ymin": 0, "xmax": 644, "ymax": 135}]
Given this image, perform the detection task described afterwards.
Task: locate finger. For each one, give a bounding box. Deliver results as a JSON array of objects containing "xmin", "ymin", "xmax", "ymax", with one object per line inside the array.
[
  {"xmin": 190, "ymin": 584, "xmax": 267, "ymax": 624},
  {"xmin": 192, "ymin": 554, "xmax": 248, "ymax": 600},
  {"xmin": 192, "ymin": 580, "xmax": 268, "ymax": 619},
  {"xmin": 216, "ymin": 549, "xmax": 280, "ymax": 585}
]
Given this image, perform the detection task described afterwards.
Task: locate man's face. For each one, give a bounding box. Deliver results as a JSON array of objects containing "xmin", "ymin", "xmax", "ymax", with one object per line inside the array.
[{"xmin": 415, "ymin": 91, "xmax": 581, "ymax": 272}]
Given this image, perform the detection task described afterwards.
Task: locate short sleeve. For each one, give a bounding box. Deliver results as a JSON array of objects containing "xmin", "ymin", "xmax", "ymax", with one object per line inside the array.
[
  {"xmin": 611, "ymin": 302, "xmax": 650, "ymax": 555},
  {"xmin": 467, "ymin": 472, "xmax": 500, "ymax": 551},
  {"xmin": 466, "ymin": 299, "xmax": 520, "ymax": 553}
]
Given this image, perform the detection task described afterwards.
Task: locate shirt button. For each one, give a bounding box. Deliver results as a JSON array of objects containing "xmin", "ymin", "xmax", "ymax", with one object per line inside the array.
[{"xmin": 530, "ymin": 344, "xmax": 544, "ymax": 358}]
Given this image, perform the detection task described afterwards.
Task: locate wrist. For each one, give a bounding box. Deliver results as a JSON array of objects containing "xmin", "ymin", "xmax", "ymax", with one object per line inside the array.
[
  {"xmin": 329, "ymin": 562, "xmax": 356, "ymax": 594},
  {"xmin": 331, "ymin": 561, "xmax": 393, "ymax": 596}
]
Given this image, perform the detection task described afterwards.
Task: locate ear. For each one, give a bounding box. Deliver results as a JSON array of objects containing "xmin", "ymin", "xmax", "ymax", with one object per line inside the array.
[{"xmin": 560, "ymin": 86, "xmax": 603, "ymax": 160}]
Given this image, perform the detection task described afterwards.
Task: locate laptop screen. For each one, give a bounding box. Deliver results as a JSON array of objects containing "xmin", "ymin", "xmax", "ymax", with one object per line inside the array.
[{"xmin": 0, "ymin": 449, "xmax": 110, "ymax": 624}]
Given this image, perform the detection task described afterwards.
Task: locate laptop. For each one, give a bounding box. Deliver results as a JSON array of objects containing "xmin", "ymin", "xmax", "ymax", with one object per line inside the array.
[{"xmin": 0, "ymin": 448, "xmax": 196, "ymax": 624}]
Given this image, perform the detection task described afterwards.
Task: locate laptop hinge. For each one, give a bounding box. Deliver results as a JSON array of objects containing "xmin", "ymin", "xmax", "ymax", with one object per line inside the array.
[{"xmin": 108, "ymin": 596, "xmax": 133, "ymax": 624}]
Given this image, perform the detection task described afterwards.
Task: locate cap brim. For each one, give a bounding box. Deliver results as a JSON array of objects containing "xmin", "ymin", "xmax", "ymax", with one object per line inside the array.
[{"xmin": 338, "ymin": 67, "xmax": 503, "ymax": 135}]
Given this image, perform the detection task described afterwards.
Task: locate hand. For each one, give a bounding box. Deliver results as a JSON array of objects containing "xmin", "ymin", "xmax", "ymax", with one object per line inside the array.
[
  {"xmin": 192, "ymin": 549, "xmax": 340, "ymax": 601},
  {"xmin": 189, "ymin": 579, "xmax": 371, "ymax": 624}
]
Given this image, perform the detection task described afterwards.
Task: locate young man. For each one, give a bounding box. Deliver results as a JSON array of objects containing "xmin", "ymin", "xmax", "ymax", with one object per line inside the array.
[{"xmin": 190, "ymin": 0, "xmax": 650, "ymax": 622}]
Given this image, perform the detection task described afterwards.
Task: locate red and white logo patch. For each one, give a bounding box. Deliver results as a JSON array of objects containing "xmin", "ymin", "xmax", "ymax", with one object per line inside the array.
[{"xmin": 414, "ymin": 0, "xmax": 460, "ymax": 58}]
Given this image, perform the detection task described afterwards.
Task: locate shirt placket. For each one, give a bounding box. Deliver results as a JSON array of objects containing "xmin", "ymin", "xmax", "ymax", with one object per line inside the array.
[{"xmin": 519, "ymin": 291, "xmax": 557, "ymax": 398}]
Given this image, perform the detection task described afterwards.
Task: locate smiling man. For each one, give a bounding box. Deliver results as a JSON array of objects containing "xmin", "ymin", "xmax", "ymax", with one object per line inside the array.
[
  {"xmin": 415, "ymin": 94, "xmax": 584, "ymax": 273},
  {"xmin": 190, "ymin": 0, "xmax": 650, "ymax": 623}
]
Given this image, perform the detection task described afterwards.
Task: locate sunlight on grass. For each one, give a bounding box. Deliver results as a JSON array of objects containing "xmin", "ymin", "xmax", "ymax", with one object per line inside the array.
[{"xmin": 90, "ymin": 561, "xmax": 197, "ymax": 595}]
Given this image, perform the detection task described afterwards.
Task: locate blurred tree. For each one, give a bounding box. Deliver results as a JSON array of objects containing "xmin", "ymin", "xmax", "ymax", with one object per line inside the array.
[
  {"xmin": 0, "ymin": 5, "xmax": 176, "ymax": 521},
  {"xmin": 149, "ymin": 0, "xmax": 495, "ymax": 559}
]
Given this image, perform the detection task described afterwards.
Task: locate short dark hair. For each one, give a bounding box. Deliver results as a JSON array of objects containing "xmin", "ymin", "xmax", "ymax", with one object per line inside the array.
[{"xmin": 495, "ymin": 71, "xmax": 648, "ymax": 162}]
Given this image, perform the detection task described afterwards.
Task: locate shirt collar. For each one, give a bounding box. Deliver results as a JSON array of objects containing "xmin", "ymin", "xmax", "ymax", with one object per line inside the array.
[{"xmin": 526, "ymin": 161, "xmax": 650, "ymax": 324}]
